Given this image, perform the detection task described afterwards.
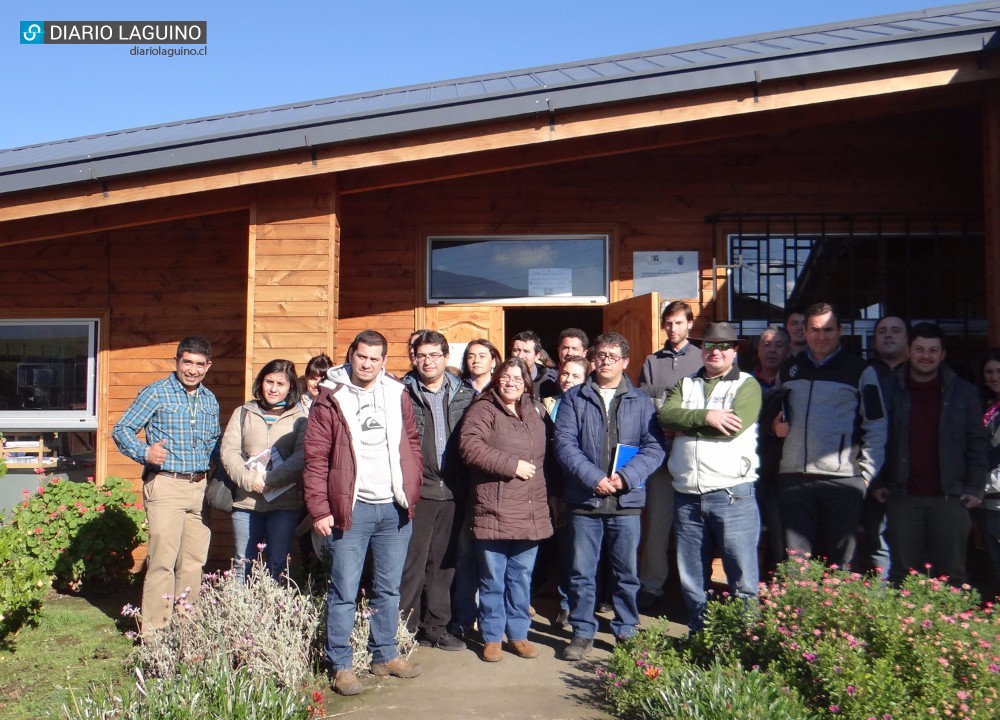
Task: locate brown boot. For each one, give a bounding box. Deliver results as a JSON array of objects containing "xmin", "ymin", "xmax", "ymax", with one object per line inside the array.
[
  {"xmin": 333, "ymin": 669, "xmax": 363, "ymax": 696},
  {"xmin": 508, "ymin": 640, "xmax": 540, "ymax": 659},
  {"xmin": 370, "ymin": 656, "xmax": 423, "ymax": 678},
  {"xmin": 481, "ymin": 641, "xmax": 503, "ymax": 662}
]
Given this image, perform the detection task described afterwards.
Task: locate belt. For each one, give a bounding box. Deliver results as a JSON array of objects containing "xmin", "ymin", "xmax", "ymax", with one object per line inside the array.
[{"xmin": 158, "ymin": 470, "xmax": 208, "ymax": 482}]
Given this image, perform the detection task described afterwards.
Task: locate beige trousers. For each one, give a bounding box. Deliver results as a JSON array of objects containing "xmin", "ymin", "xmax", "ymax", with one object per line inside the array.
[{"xmin": 141, "ymin": 473, "xmax": 211, "ymax": 633}]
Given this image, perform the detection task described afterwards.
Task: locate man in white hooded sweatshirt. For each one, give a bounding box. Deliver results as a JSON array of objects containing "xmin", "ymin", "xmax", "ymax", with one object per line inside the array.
[{"xmin": 303, "ymin": 330, "xmax": 424, "ymax": 696}]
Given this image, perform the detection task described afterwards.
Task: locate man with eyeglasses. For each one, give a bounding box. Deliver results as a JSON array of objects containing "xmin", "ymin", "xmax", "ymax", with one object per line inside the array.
[
  {"xmin": 554, "ymin": 332, "xmax": 665, "ymax": 661},
  {"xmin": 636, "ymin": 301, "xmax": 703, "ymax": 612},
  {"xmin": 659, "ymin": 322, "xmax": 762, "ymax": 630},
  {"xmin": 399, "ymin": 330, "xmax": 475, "ymax": 652},
  {"xmin": 772, "ymin": 302, "xmax": 887, "ymax": 568}
]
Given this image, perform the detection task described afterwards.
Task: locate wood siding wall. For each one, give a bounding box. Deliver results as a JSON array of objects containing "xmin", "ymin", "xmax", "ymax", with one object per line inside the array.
[
  {"xmin": 0, "ymin": 211, "xmax": 249, "ymax": 564},
  {"xmin": 337, "ymin": 106, "xmax": 983, "ymax": 374}
]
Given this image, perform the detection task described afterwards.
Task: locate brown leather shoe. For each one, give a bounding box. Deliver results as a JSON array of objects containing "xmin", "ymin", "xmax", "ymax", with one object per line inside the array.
[
  {"xmin": 508, "ymin": 640, "xmax": 540, "ymax": 659},
  {"xmin": 333, "ymin": 669, "xmax": 363, "ymax": 696},
  {"xmin": 481, "ymin": 641, "xmax": 503, "ymax": 662},
  {"xmin": 370, "ymin": 656, "xmax": 423, "ymax": 679}
]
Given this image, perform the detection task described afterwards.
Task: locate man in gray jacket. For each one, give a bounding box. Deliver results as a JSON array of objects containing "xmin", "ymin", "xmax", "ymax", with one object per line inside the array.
[
  {"xmin": 772, "ymin": 302, "xmax": 887, "ymax": 567},
  {"xmin": 871, "ymin": 322, "xmax": 988, "ymax": 584}
]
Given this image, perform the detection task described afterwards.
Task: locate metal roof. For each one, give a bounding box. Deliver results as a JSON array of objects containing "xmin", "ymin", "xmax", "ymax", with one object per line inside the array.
[{"xmin": 2, "ymin": 1, "xmax": 999, "ymax": 195}]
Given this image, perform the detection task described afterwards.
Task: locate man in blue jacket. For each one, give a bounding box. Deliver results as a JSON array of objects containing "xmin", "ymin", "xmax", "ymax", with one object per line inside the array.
[{"xmin": 554, "ymin": 332, "xmax": 666, "ymax": 661}]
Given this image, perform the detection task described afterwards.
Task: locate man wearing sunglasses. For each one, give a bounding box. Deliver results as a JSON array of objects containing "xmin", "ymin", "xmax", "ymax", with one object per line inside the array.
[{"xmin": 659, "ymin": 322, "xmax": 762, "ymax": 630}]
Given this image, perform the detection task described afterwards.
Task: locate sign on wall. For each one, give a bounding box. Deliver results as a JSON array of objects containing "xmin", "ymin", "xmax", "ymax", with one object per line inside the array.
[{"xmin": 632, "ymin": 251, "xmax": 699, "ymax": 300}]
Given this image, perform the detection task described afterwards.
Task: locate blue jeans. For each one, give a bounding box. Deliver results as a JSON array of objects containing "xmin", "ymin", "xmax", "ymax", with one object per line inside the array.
[
  {"xmin": 674, "ymin": 483, "xmax": 760, "ymax": 631},
  {"xmin": 323, "ymin": 501, "xmax": 412, "ymax": 671},
  {"xmin": 476, "ymin": 539, "xmax": 539, "ymax": 643},
  {"xmin": 566, "ymin": 513, "xmax": 641, "ymax": 640},
  {"xmin": 231, "ymin": 508, "xmax": 300, "ymax": 582}
]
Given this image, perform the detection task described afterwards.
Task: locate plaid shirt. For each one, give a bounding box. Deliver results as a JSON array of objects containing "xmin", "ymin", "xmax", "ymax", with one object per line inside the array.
[{"xmin": 112, "ymin": 372, "xmax": 221, "ymax": 473}]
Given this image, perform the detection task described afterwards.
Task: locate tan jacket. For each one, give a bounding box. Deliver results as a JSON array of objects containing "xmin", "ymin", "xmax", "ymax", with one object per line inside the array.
[{"xmin": 221, "ymin": 401, "xmax": 307, "ymax": 512}]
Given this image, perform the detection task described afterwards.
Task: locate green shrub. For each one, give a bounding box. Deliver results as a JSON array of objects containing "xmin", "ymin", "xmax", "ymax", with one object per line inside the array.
[
  {"xmin": 4, "ymin": 475, "xmax": 146, "ymax": 591},
  {"xmin": 63, "ymin": 662, "xmax": 318, "ymax": 720},
  {"xmin": 641, "ymin": 661, "xmax": 818, "ymax": 720},
  {"xmin": 0, "ymin": 524, "xmax": 50, "ymax": 639},
  {"xmin": 602, "ymin": 557, "xmax": 1000, "ymax": 719}
]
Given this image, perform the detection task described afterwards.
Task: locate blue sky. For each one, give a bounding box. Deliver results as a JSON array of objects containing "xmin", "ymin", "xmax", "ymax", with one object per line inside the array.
[{"xmin": 4, "ymin": 1, "xmax": 952, "ymax": 150}]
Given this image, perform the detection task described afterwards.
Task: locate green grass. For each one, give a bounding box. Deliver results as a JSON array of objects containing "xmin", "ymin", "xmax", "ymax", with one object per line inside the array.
[{"xmin": 0, "ymin": 590, "xmax": 136, "ymax": 720}]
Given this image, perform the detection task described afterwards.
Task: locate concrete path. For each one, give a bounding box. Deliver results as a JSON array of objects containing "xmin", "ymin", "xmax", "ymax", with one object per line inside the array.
[{"xmin": 321, "ymin": 605, "xmax": 688, "ymax": 720}]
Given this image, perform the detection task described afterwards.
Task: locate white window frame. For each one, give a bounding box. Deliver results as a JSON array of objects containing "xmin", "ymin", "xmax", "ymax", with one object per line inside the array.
[
  {"xmin": 0, "ymin": 318, "xmax": 99, "ymax": 431},
  {"xmin": 426, "ymin": 234, "xmax": 610, "ymax": 305}
]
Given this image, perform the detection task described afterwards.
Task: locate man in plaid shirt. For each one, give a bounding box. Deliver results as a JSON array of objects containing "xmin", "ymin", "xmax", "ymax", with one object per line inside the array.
[{"xmin": 113, "ymin": 336, "xmax": 221, "ymax": 633}]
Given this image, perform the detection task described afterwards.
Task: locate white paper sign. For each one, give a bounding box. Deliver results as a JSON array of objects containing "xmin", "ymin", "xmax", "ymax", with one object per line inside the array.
[
  {"xmin": 528, "ymin": 268, "xmax": 572, "ymax": 297},
  {"xmin": 633, "ymin": 252, "xmax": 699, "ymax": 300}
]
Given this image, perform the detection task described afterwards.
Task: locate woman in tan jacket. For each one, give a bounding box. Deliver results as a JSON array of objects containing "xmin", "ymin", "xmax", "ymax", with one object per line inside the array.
[
  {"xmin": 460, "ymin": 357, "xmax": 553, "ymax": 662},
  {"xmin": 222, "ymin": 359, "xmax": 307, "ymax": 581}
]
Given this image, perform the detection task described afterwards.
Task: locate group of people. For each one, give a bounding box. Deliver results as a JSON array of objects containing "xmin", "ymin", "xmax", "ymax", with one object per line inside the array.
[{"xmin": 111, "ymin": 300, "xmax": 1000, "ymax": 697}]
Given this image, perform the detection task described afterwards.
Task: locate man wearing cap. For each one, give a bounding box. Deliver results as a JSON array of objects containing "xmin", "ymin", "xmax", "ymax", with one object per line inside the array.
[{"xmin": 659, "ymin": 322, "xmax": 762, "ymax": 630}]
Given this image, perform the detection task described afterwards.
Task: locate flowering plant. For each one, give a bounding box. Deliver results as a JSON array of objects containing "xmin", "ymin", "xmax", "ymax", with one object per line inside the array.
[
  {"xmin": 604, "ymin": 557, "xmax": 1000, "ymax": 720},
  {"xmin": 3, "ymin": 474, "xmax": 146, "ymax": 591}
]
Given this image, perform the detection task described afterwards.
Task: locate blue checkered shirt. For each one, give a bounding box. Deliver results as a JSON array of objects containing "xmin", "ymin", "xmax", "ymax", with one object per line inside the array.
[{"xmin": 112, "ymin": 373, "xmax": 221, "ymax": 473}]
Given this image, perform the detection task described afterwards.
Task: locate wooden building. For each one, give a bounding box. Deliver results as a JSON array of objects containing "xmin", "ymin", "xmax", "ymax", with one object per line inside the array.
[{"xmin": 1, "ymin": 2, "xmax": 999, "ymax": 560}]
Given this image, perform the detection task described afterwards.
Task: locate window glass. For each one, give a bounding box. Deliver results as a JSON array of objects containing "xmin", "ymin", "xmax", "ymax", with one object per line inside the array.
[
  {"xmin": 428, "ymin": 235, "xmax": 608, "ymax": 302},
  {"xmin": 0, "ymin": 319, "xmax": 98, "ymax": 429}
]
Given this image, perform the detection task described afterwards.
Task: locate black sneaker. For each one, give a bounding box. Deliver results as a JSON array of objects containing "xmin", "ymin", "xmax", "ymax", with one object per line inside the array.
[
  {"xmin": 552, "ymin": 608, "xmax": 569, "ymax": 629},
  {"xmin": 596, "ymin": 601, "xmax": 613, "ymax": 614},
  {"xmin": 559, "ymin": 636, "xmax": 593, "ymax": 662},
  {"xmin": 432, "ymin": 632, "xmax": 466, "ymax": 651}
]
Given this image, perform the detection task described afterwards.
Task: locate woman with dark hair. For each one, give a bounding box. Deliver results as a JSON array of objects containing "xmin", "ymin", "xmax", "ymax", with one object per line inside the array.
[
  {"xmin": 981, "ymin": 348, "xmax": 1000, "ymax": 592},
  {"xmin": 462, "ymin": 339, "xmax": 502, "ymax": 395},
  {"xmin": 222, "ymin": 358, "xmax": 308, "ymax": 581},
  {"xmin": 460, "ymin": 357, "xmax": 553, "ymax": 662},
  {"xmin": 301, "ymin": 353, "xmax": 334, "ymax": 413}
]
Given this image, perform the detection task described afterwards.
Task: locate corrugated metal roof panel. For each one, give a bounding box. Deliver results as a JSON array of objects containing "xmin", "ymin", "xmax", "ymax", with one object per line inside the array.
[{"xmin": 2, "ymin": 1, "xmax": 998, "ymax": 194}]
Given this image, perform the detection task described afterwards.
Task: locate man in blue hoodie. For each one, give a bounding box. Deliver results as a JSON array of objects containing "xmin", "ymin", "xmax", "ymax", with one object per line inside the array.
[{"xmin": 554, "ymin": 332, "xmax": 665, "ymax": 661}]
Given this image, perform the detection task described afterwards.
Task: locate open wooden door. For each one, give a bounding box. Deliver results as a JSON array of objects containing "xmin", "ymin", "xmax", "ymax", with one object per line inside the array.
[
  {"xmin": 602, "ymin": 293, "xmax": 661, "ymax": 385},
  {"xmin": 417, "ymin": 306, "xmax": 505, "ymax": 361}
]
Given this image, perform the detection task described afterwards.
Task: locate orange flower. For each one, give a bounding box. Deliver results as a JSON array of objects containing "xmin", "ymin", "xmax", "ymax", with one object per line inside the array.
[{"xmin": 644, "ymin": 666, "xmax": 662, "ymax": 679}]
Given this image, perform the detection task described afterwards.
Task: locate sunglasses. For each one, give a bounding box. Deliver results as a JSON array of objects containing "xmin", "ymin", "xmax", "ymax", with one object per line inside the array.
[{"xmin": 702, "ymin": 341, "xmax": 736, "ymax": 352}]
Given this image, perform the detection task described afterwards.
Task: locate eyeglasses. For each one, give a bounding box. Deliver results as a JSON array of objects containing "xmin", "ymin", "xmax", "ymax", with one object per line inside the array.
[
  {"xmin": 414, "ymin": 352, "xmax": 445, "ymax": 362},
  {"xmin": 498, "ymin": 375, "xmax": 525, "ymax": 387},
  {"xmin": 702, "ymin": 341, "xmax": 736, "ymax": 352},
  {"xmin": 594, "ymin": 352, "xmax": 623, "ymax": 364}
]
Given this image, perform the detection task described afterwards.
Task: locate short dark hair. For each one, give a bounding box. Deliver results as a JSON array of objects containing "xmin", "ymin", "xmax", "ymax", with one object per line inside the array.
[
  {"xmin": 511, "ymin": 330, "xmax": 542, "ymax": 355},
  {"xmin": 558, "ymin": 328, "xmax": 589, "ymax": 347},
  {"xmin": 909, "ymin": 321, "xmax": 946, "ymax": 347},
  {"xmin": 177, "ymin": 336, "xmax": 212, "ymax": 360},
  {"xmin": 305, "ymin": 353, "xmax": 333, "ymax": 379},
  {"xmin": 560, "ymin": 354, "xmax": 588, "ymax": 370},
  {"xmin": 490, "ymin": 356, "xmax": 534, "ymax": 398},
  {"xmin": 593, "ymin": 331, "xmax": 630, "ymax": 359},
  {"xmin": 349, "ymin": 330, "xmax": 388, "ymax": 359},
  {"xmin": 411, "ymin": 330, "xmax": 449, "ymax": 357},
  {"xmin": 461, "ymin": 338, "xmax": 502, "ymax": 378},
  {"xmin": 252, "ymin": 359, "xmax": 302, "ymax": 409},
  {"xmin": 661, "ymin": 301, "xmax": 693, "ymax": 325},
  {"xmin": 804, "ymin": 302, "xmax": 839, "ymax": 326},
  {"xmin": 785, "ymin": 307, "xmax": 805, "ymax": 322},
  {"xmin": 874, "ymin": 315, "xmax": 910, "ymax": 334}
]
